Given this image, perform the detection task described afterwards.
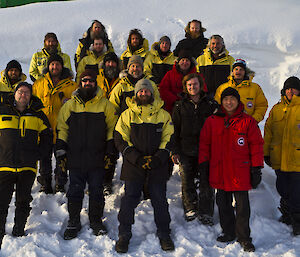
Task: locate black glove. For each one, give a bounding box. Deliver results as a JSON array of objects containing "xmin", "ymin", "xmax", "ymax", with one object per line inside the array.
[
  {"xmin": 198, "ymin": 161, "xmax": 210, "ymax": 190},
  {"xmin": 104, "ymin": 154, "xmax": 117, "ymax": 170},
  {"xmin": 136, "ymin": 156, "xmax": 151, "ymax": 170},
  {"xmin": 250, "ymin": 166, "xmax": 262, "ymax": 189},
  {"xmin": 264, "ymin": 156, "xmax": 271, "ymax": 167}
]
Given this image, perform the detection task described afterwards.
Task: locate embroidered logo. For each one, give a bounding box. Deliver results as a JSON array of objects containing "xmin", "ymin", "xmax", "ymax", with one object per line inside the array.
[
  {"xmin": 237, "ymin": 137, "xmax": 245, "ymax": 146},
  {"xmin": 247, "ymin": 101, "xmax": 253, "ymax": 108}
]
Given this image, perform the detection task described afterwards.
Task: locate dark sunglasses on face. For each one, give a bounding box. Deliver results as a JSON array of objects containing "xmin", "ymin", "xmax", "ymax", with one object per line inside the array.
[{"xmin": 81, "ymin": 78, "xmax": 96, "ymax": 83}]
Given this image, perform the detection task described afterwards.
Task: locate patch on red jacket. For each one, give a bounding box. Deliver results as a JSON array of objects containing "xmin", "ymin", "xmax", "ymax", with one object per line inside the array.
[
  {"xmin": 247, "ymin": 101, "xmax": 253, "ymax": 109},
  {"xmin": 237, "ymin": 137, "xmax": 245, "ymax": 146}
]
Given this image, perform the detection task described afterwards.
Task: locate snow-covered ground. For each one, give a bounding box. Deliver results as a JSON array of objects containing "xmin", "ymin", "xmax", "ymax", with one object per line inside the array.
[{"xmin": 1, "ymin": 0, "xmax": 300, "ymax": 256}]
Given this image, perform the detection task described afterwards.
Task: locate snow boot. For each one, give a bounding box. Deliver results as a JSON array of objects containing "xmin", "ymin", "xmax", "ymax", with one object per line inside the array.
[
  {"xmin": 88, "ymin": 200, "xmax": 107, "ymax": 236},
  {"xmin": 55, "ymin": 184, "xmax": 66, "ymax": 193},
  {"xmin": 115, "ymin": 235, "xmax": 130, "ymax": 253},
  {"xmin": 37, "ymin": 175, "xmax": 53, "ymax": 194},
  {"xmin": 12, "ymin": 205, "xmax": 31, "ymax": 237},
  {"xmin": 291, "ymin": 213, "xmax": 300, "ymax": 236},
  {"xmin": 63, "ymin": 202, "xmax": 82, "ymax": 240},
  {"xmin": 238, "ymin": 240, "xmax": 255, "ymax": 252},
  {"xmin": 198, "ymin": 214, "xmax": 214, "ymax": 226},
  {"xmin": 103, "ymin": 183, "xmax": 113, "ymax": 196},
  {"xmin": 184, "ymin": 209, "xmax": 197, "ymax": 222},
  {"xmin": 159, "ymin": 235, "xmax": 175, "ymax": 251},
  {"xmin": 278, "ymin": 198, "xmax": 292, "ymax": 225},
  {"xmin": 217, "ymin": 233, "xmax": 236, "ymax": 243}
]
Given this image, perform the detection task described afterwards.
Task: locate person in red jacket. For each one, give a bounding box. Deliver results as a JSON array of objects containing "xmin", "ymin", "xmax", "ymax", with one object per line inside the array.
[
  {"xmin": 159, "ymin": 50, "xmax": 199, "ymax": 113},
  {"xmin": 198, "ymin": 87, "xmax": 264, "ymax": 252}
]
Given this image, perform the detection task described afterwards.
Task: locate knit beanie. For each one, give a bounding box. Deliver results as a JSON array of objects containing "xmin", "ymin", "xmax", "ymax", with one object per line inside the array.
[
  {"xmin": 6, "ymin": 60, "xmax": 22, "ymax": 73},
  {"xmin": 221, "ymin": 87, "xmax": 240, "ymax": 103},
  {"xmin": 177, "ymin": 50, "xmax": 193, "ymax": 63},
  {"xmin": 134, "ymin": 79, "xmax": 154, "ymax": 96},
  {"xmin": 44, "ymin": 32, "xmax": 58, "ymax": 42},
  {"xmin": 103, "ymin": 52, "xmax": 119, "ymax": 65},
  {"xmin": 15, "ymin": 82, "xmax": 32, "ymax": 95},
  {"xmin": 79, "ymin": 69, "xmax": 98, "ymax": 84},
  {"xmin": 232, "ymin": 59, "xmax": 246, "ymax": 71},
  {"xmin": 47, "ymin": 54, "xmax": 64, "ymax": 69},
  {"xmin": 127, "ymin": 55, "xmax": 143, "ymax": 69},
  {"xmin": 283, "ymin": 76, "xmax": 300, "ymax": 92}
]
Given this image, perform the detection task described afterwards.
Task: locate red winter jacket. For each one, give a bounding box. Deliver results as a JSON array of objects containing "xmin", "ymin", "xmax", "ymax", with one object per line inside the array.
[
  {"xmin": 159, "ymin": 63, "xmax": 198, "ymax": 113},
  {"xmin": 198, "ymin": 103, "xmax": 264, "ymax": 191}
]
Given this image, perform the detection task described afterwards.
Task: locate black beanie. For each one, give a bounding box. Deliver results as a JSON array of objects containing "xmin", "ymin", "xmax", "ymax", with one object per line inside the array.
[
  {"xmin": 177, "ymin": 50, "xmax": 193, "ymax": 63},
  {"xmin": 283, "ymin": 76, "xmax": 300, "ymax": 92},
  {"xmin": 6, "ymin": 60, "xmax": 22, "ymax": 74},
  {"xmin": 14, "ymin": 82, "xmax": 32, "ymax": 95},
  {"xmin": 47, "ymin": 54, "xmax": 64, "ymax": 69},
  {"xmin": 103, "ymin": 52, "xmax": 119, "ymax": 65},
  {"xmin": 221, "ymin": 87, "xmax": 240, "ymax": 103}
]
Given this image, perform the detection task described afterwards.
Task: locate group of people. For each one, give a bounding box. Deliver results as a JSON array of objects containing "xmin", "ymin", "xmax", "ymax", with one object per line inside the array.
[{"xmin": 0, "ymin": 18, "xmax": 299, "ymax": 254}]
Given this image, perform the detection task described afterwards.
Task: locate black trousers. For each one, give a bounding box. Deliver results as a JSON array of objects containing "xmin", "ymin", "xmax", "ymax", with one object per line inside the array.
[
  {"xmin": 0, "ymin": 171, "xmax": 35, "ymax": 233},
  {"xmin": 67, "ymin": 168, "xmax": 105, "ymax": 209},
  {"xmin": 180, "ymin": 155, "xmax": 214, "ymax": 216},
  {"xmin": 216, "ymin": 190, "xmax": 251, "ymax": 242},
  {"xmin": 118, "ymin": 179, "xmax": 171, "ymax": 240},
  {"xmin": 276, "ymin": 170, "xmax": 300, "ymax": 214}
]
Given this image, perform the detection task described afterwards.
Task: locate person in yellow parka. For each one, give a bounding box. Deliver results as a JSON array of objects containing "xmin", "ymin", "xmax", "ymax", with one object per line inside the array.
[
  {"xmin": 76, "ymin": 37, "xmax": 109, "ymax": 83},
  {"xmin": 74, "ymin": 20, "xmax": 114, "ymax": 69},
  {"xmin": 120, "ymin": 29, "xmax": 149, "ymax": 70},
  {"xmin": 215, "ymin": 59, "xmax": 268, "ymax": 123},
  {"xmin": 264, "ymin": 76, "xmax": 300, "ymax": 236},
  {"xmin": 97, "ymin": 52, "xmax": 120, "ymax": 99},
  {"xmin": 29, "ymin": 32, "xmax": 72, "ymax": 82},
  {"xmin": 143, "ymin": 36, "xmax": 176, "ymax": 84},
  {"xmin": 33, "ymin": 54, "xmax": 77, "ymax": 194},
  {"xmin": 0, "ymin": 60, "xmax": 27, "ymax": 92},
  {"xmin": 196, "ymin": 35, "xmax": 235, "ymax": 96}
]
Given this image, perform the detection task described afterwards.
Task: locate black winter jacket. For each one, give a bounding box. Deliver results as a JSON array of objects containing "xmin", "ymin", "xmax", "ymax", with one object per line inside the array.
[
  {"xmin": 0, "ymin": 92, "xmax": 52, "ymax": 172},
  {"xmin": 172, "ymin": 92, "xmax": 218, "ymax": 157}
]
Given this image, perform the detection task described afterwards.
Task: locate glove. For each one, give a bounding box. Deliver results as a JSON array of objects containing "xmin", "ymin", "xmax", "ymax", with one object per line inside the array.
[
  {"xmin": 148, "ymin": 156, "xmax": 161, "ymax": 169},
  {"xmin": 171, "ymin": 154, "xmax": 180, "ymax": 165},
  {"xmin": 250, "ymin": 166, "xmax": 262, "ymax": 189},
  {"xmin": 264, "ymin": 156, "xmax": 271, "ymax": 167},
  {"xmin": 104, "ymin": 154, "xmax": 117, "ymax": 170},
  {"xmin": 198, "ymin": 161, "xmax": 210, "ymax": 190},
  {"xmin": 136, "ymin": 156, "xmax": 151, "ymax": 170}
]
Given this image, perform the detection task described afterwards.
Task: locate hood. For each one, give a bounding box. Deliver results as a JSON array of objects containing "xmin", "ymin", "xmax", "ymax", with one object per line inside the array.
[
  {"xmin": 126, "ymin": 95, "xmax": 164, "ymax": 116},
  {"xmin": 72, "ymin": 86, "xmax": 104, "ymax": 104}
]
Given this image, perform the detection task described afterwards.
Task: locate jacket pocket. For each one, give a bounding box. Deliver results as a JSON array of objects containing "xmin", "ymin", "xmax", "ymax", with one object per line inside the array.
[
  {"xmin": 292, "ymin": 143, "xmax": 300, "ymax": 166},
  {"xmin": 270, "ymin": 143, "xmax": 281, "ymax": 167}
]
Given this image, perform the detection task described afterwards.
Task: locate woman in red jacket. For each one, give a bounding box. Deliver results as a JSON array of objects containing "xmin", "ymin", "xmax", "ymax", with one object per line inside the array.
[
  {"xmin": 198, "ymin": 87, "xmax": 264, "ymax": 252},
  {"xmin": 159, "ymin": 50, "xmax": 198, "ymax": 113}
]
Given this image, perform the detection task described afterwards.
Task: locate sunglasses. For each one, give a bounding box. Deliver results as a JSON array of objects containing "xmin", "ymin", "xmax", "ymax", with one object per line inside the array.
[{"xmin": 81, "ymin": 78, "xmax": 96, "ymax": 83}]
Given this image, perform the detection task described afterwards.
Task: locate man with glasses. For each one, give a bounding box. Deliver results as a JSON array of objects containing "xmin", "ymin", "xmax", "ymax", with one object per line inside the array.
[
  {"xmin": 56, "ymin": 70, "xmax": 118, "ymax": 240},
  {"xmin": 0, "ymin": 82, "xmax": 52, "ymax": 248},
  {"xmin": 196, "ymin": 35, "xmax": 235, "ymax": 96},
  {"xmin": 33, "ymin": 54, "xmax": 77, "ymax": 194},
  {"xmin": 215, "ymin": 59, "xmax": 268, "ymax": 123}
]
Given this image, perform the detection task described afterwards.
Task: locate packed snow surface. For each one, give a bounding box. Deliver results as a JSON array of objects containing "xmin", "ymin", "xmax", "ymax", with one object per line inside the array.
[{"xmin": 0, "ymin": 0, "xmax": 300, "ymax": 256}]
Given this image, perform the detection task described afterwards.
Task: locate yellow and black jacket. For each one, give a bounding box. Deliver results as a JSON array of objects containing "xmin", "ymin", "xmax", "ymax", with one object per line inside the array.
[
  {"xmin": 76, "ymin": 50, "xmax": 109, "ymax": 83},
  {"xmin": 196, "ymin": 47, "xmax": 235, "ymax": 95},
  {"xmin": 0, "ymin": 92, "xmax": 52, "ymax": 173},
  {"xmin": 114, "ymin": 96, "xmax": 174, "ymax": 181},
  {"xmin": 120, "ymin": 38, "xmax": 149, "ymax": 69},
  {"xmin": 32, "ymin": 68, "xmax": 77, "ymax": 142},
  {"xmin": 215, "ymin": 75, "xmax": 268, "ymax": 123},
  {"xmin": 109, "ymin": 74, "xmax": 160, "ymax": 114},
  {"xmin": 56, "ymin": 88, "xmax": 118, "ymax": 170},
  {"xmin": 96, "ymin": 68, "xmax": 120, "ymax": 99},
  {"xmin": 0, "ymin": 70, "xmax": 27, "ymax": 92},
  {"xmin": 143, "ymin": 42, "xmax": 176, "ymax": 84},
  {"xmin": 29, "ymin": 42, "xmax": 72, "ymax": 82},
  {"xmin": 264, "ymin": 95, "xmax": 300, "ymax": 172}
]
